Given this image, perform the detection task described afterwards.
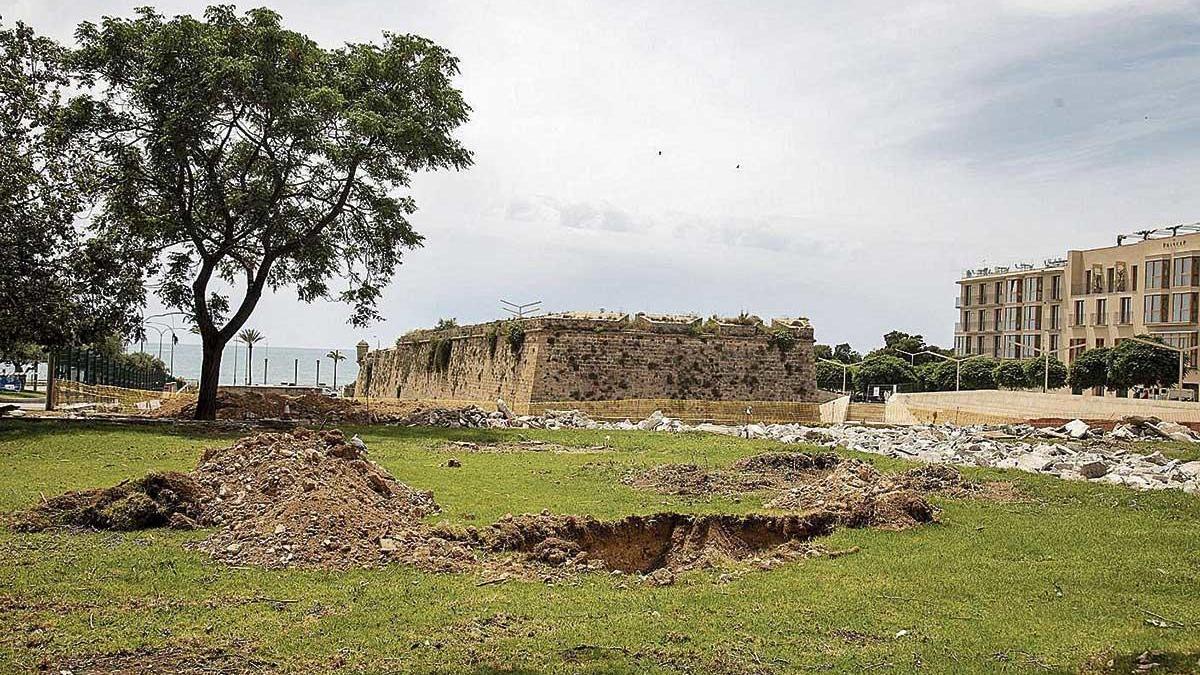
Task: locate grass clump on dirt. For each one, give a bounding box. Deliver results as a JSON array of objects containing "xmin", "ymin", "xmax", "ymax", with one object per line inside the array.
[{"xmin": 1, "ymin": 421, "xmax": 1200, "ymax": 673}]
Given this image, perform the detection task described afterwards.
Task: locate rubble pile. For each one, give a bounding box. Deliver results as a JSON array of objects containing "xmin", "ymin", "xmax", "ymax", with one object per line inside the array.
[
  {"xmin": 398, "ymin": 400, "xmax": 1199, "ymax": 494},
  {"xmin": 190, "ymin": 429, "xmax": 476, "ymax": 570}
]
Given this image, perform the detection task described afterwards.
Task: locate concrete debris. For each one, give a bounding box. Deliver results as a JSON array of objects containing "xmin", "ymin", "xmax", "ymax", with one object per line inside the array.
[{"xmin": 396, "ymin": 406, "xmax": 1200, "ymax": 494}]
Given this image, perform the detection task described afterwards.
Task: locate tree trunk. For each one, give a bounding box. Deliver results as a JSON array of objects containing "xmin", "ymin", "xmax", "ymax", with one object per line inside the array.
[{"xmin": 195, "ymin": 335, "xmax": 225, "ymax": 420}]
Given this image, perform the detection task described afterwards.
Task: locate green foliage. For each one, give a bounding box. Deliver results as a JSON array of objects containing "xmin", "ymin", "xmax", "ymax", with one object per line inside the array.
[
  {"xmin": 766, "ymin": 328, "xmax": 798, "ymax": 352},
  {"xmin": 1022, "ymin": 356, "xmax": 1068, "ymax": 390},
  {"xmin": 852, "ymin": 355, "xmax": 916, "ymax": 391},
  {"xmin": 816, "ymin": 360, "xmax": 850, "ymax": 391},
  {"xmin": 237, "ymin": 329, "xmax": 264, "ymax": 347},
  {"xmin": 1068, "ymin": 348, "xmax": 1113, "ymax": 392},
  {"xmin": 1109, "ymin": 335, "xmax": 1184, "ymax": 390},
  {"xmin": 956, "ymin": 358, "xmax": 999, "ymax": 390},
  {"xmin": 992, "ymin": 360, "xmax": 1029, "ymax": 390},
  {"xmin": 434, "ymin": 318, "xmax": 458, "ymax": 331},
  {"xmin": 814, "ymin": 343, "xmax": 861, "ymax": 364},
  {"xmin": 485, "ymin": 324, "xmax": 500, "ymax": 357},
  {"xmin": 0, "ymin": 21, "xmax": 147, "ymax": 352},
  {"xmin": 506, "ymin": 323, "xmax": 526, "ymax": 354},
  {"xmin": 69, "ymin": 6, "xmax": 472, "ymax": 417}
]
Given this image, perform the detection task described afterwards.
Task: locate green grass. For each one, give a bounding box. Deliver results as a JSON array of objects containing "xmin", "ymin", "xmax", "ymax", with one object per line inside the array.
[
  {"xmin": 2, "ymin": 421, "xmax": 1199, "ymax": 674},
  {"xmin": 0, "ymin": 390, "xmax": 42, "ymax": 402},
  {"xmin": 1132, "ymin": 440, "xmax": 1200, "ymax": 463}
]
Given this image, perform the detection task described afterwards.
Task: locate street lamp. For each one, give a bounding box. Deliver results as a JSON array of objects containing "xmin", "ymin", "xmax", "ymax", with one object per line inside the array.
[
  {"xmin": 144, "ymin": 321, "xmax": 178, "ymax": 376},
  {"xmin": 923, "ymin": 350, "xmax": 985, "ymax": 392},
  {"xmin": 1127, "ymin": 336, "xmax": 1199, "ymax": 400},
  {"xmin": 1002, "ymin": 336, "xmax": 1061, "ymax": 393},
  {"xmin": 818, "ymin": 357, "xmax": 854, "ymax": 394},
  {"xmin": 895, "ymin": 349, "xmax": 928, "ymax": 365}
]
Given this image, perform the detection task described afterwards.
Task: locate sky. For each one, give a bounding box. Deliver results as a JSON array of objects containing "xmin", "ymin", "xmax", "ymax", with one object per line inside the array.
[{"xmin": 9, "ymin": 0, "xmax": 1200, "ymax": 351}]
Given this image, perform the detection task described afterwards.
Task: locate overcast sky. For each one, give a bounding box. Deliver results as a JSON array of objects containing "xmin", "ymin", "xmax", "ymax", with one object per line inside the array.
[{"xmin": 10, "ymin": 0, "xmax": 1200, "ymax": 350}]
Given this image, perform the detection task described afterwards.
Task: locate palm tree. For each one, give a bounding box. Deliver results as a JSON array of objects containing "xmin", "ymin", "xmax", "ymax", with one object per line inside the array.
[
  {"xmin": 326, "ymin": 349, "xmax": 347, "ymax": 389},
  {"xmin": 238, "ymin": 329, "xmax": 264, "ymax": 385}
]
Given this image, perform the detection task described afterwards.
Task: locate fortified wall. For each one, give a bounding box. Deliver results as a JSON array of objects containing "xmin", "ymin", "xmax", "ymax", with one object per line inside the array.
[{"xmin": 354, "ymin": 312, "xmax": 817, "ymax": 415}]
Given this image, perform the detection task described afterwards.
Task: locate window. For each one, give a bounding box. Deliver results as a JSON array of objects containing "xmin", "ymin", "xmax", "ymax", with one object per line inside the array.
[
  {"xmin": 1159, "ymin": 332, "xmax": 1200, "ymax": 367},
  {"xmin": 1051, "ymin": 275, "xmax": 1062, "ymax": 300},
  {"xmin": 962, "ymin": 285, "xmax": 972, "ymax": 306},
  {"xmin": 1173, "ymin": 257, "xmax": 1200, "ymax": 287},
  {"xmin": 1049, "ymin": 333, "xmax": 1060, "ymax": 354},
  {"xmin": 1095, "ymin": 337, "xmax": 1105, "ymax": 349},
  {"xmin": 1021, "ymin": 334, "xmax": 1040, "ymax": 357},
  {"xmin": 1008, "ymin": 279, "xmax": 1022, "ymax": 302},
  {"xmin": 995, "ymin": 281, "xmax": 1003, "ymax": 303},
  {"xmin": 1069, "ymin": 338, "xmax": 1086, "ymax": 362},
  {"xmin": 978, "ymin": 310, "xmax": 986, "ymax": 331},
  {"xmin": 1119, "ymin": 297, "xmax": 1132, "ymax": 324},
  {"xmin": 976, "ymin": 335, "xmax": 985, "ymax": 355},
  {"xmin": 1024, "ymin": 276, "xmax": 1042, "ymax": 302},
  {"xmin": 1073, "ymin": 300, "xmax": 1085, "ymax": 326},
  {"xmin": 1005, "ymin": 307, "xmax": 1022, "ymax": 331},
  {"xmin": 1084, "ymin": 270, "xmax": 1092, "ymax": 295},
  {"xmin": 962, "ymin": 310, "xmax": 971, "ymax": 331},
  {"xmin": 978, "ymin": 283, "xmax": 986, "ymax": 303},
  {"xmin": 1132, "ymin": 264, "xmax": 1138, "ymax": 291},
  {"xmin": 1170, "ymin": 292, "xmax": 1198, "ymax": 323},
  {"xmin": 1144, "ymin": 294, "xmax": 1169, "ymax": 323},
  {"xmin": 993, "ymin": 335, "xmax": 1001, "ymax": 357},
  {"xmin": 1106, "ymin": 267, "xmax": 1114, "ymax": 293},
  {"xmin": 1004, "ymin": 335, "xmax": 1019, "ymax": 359},
  {"xmin": 1095, "ymin": 298, "xmax": 1107, "ymax": 325},
  {"xmin": 1146, "ymin": 258, "xmax": 1170, "ymax": 290},
  {"xmin": 1024, "ymin": 305, "xmax": 1041, "ymax": 330},
  {"xmin": 1049, "ymin": 304, "xmax": 1060, "ymax": 329}
]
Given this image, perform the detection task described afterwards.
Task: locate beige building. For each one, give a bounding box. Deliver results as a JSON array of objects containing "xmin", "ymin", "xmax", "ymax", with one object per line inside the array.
[{"xmin": 954, "ymin": 225, "xmax": 1200, "ymax": 397}]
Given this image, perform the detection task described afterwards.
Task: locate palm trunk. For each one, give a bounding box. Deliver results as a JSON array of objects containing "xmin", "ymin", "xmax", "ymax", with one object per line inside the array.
[
  {"xmin": 195, "ymin": 336, "xmax": 224, "ymax": 420},
  {"xmin": 333, "ymin": 360, "xmax": 338, "ymax": 388}
]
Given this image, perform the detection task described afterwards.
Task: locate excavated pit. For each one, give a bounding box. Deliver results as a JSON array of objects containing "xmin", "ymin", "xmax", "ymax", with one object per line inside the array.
[{"xmin": 482, "ymin": 511, "xmax": 844, "ymax": 573}]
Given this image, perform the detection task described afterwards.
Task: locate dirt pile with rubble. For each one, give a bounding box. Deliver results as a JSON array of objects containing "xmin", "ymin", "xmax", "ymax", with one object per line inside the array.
[
  {"xmin": 152, "ymin": 390, "xmax": 381, "ymax": 423},
  {"xmin": 11, "ymin": 472, "xmax": 204, "ymax": 532},
  {"xmin": 623, "ymin": 451, "xmax": 842, "ymax": 496},
  {"xmin": 13, "ymin": 436, "xmax": 951, "ymax": 578}
]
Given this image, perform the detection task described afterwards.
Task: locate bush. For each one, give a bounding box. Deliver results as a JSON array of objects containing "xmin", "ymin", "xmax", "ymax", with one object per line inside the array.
[
  {"xmin": 852, "ymin": 355, "xmax": 916, "ymax": 392},
  {"xmin": 1109, "ymin": 335, "xmax": 1183, "ymax": 390},
  {"xmin": 1022, "ymin": 356, "xmax": 1067, "ymax": 390},
  {"xmin": 434, "ymin": 318, "xmax": 458, "ymax": 331},
  {"xmin": 992, "ymin": 360, "xmax": 1029, "ymax": 390},
  {"xmin": 767, "ymin": 328, "xmax": 798, "ymax": 352},
  {"xmin": 816, "ymin": 360, "xmax": 850, "ymax": 391},
  {"xmin": 506, "ymin": 323, "xmax": 526, "ymax": 354},
  {"xmin": 1068, "ymin": 348, "xmax": 1112, "ymax": 392}
]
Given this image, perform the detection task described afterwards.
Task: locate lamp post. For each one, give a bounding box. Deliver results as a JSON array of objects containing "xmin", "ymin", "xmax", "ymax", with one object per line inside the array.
[
  {"xmin": 818, "ymin": 357, "xmax": 854, "ymax": 394},
  {"xmin": 896, "ymin": 349, "xmax": 928, "ymax": 365},
  {"xmin": 1127, "ymin": 336, "xmax": 1199, "ymax": 400},
  {"xmin": 1002, "ymin": 337, "xmax": 1061, "ymax": 393},
  {"xmin": 923, "ymin": 350, "xmax": 985, "ymax": 392}
]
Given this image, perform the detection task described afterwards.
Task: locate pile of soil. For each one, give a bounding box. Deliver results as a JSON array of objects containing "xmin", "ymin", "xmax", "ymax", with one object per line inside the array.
[
  {"xmin": 153, "ymin": 390, "xmax": 381, "ymax": 423},
  {"xmin": 11, "ymin": 472, "xmax": 204, "ymax": 532},
  {"xmin": 765, "ymin": 460, "xmax": 939, "ymax": 529},
  {"xmin": 189, "ymin": 429, "xmax": 475, "ymax": 570},
  {"xmin": 478, "ymin": 512, "xmax": 838, "ymax": 574},
  {"xmin": 42, "ymin": 641, "xmax": 271, "ymax": 675}
]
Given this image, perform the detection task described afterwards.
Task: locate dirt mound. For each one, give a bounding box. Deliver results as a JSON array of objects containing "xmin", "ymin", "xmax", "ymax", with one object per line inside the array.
[
  {"xmin": 765, "ymin": 459, "xmax": 940, "ymax": 529},
  {"xmin": 153, "ymin": 390, "xmax": 382, "ymax": 423},
  {"xmin": 625, "ymin": 451, "xmax": 840, "ymax": 496},
  {"xmin": 11, "ymin": 472, "xmax": 204, "ymax": 532},
  {"xmin": 730, "ymin": 451, "xmax": 841, "ymax": 476},
  {"xmin": 480, "ymin": 512, "xmax": 839, "ymax": 573},
  {"xmin": 190, "ymin": 428, "xmax": 473, "ymax": 570}
]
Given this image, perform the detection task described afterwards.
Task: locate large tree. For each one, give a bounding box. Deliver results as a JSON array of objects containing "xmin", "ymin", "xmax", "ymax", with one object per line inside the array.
[
  {"xmin": 1109, "ymin": 335, "xmax": 1184, "ymax": 391},
  {"xmin": 1067, "ymin": 348, "xmax": 1112, "ymax": 392},
  {"xmin": 0, "ymin": 21, "xmax": 146, "ymax": 353},
  {"xmin": 853, "ymin": 355, "xmax": 916, "ymax": 391},
  {"xmin": 72, "ymin": 6, "xmax": 472, "ymax": 418}
]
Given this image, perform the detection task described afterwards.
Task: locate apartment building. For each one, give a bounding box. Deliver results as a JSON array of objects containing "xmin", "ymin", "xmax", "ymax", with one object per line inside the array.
[{"xmin": 954, "ymin": 225, "xmax": 1200, "ymax": 396}]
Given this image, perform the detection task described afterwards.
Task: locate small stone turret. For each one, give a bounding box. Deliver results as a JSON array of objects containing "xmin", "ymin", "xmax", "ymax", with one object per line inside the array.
[{"xmin": 356, "ymin": 340, "xmax": 370, "ymax": 364}]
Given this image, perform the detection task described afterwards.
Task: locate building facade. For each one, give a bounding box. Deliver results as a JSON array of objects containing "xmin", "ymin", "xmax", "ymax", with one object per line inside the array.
[{"xmin": 954, "ymin": 225, "xmax": 1200, "ymax": 397}]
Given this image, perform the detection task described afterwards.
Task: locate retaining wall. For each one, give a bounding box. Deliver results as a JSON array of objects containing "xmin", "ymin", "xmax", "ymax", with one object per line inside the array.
[{"xmin": 885, "ymin": 390, "xmax": 1200, "ymax": 425}]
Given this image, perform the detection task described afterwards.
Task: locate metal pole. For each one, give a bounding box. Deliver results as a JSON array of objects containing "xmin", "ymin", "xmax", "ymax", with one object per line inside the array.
[
  {"xmin": 294, "ymin": 359, "xmax": 298, "ymax": 385},
  {"xmin": 263, "ymin": 357, "xmax": 268, "ymax": 385},
  {"xmin": 316, "ymin": 360, "xmax": 321, "ymax": 386},
  {"xmin": 232, "ymin": 345, "xmax": 238, "ymax": 385}
]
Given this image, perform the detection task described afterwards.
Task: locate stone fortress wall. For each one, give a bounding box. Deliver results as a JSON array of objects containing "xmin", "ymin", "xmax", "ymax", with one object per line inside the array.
[{"xmin": 354, "ymin": 312, "xmax": 817, "ymax": 412}]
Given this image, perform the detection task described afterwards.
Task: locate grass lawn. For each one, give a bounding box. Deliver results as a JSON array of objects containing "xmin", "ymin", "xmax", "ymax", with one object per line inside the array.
[
  {"xmin": 1, "ymin": 421, "xmax": 1199, "ymax": 673},
  {"xmin": 0, "ymin": 390, "xmax": 43, "ymax": 402}
]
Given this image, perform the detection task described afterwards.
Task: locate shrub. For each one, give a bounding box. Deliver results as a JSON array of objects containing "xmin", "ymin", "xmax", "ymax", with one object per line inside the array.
[
  {"xmin": 1022, "ymin": 356, "xmax": 1067, "ymax": 390},
  {"xmin": 506, "ymin": 323, "xmax": 526, "ymax": 354},
  {"xmin": 1068, "ymin": 348, "xmax": 1112, "ymax": 392},
  {"xmin": 767, "ymin": 328, "xmax": 798, "ymax": 352},
  {"xmin": 992, "ymin": 360, "xmax": 1029, "ymax": 390}
]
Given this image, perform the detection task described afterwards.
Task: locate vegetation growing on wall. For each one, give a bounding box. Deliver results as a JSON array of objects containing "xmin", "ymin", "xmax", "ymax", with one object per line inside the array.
[
  {"xmin": 506, "ymin": 323, "xmax": 526, "ymax": 354},
  {"xmin": 767, "ymin": 327, "xmax": 798, "ymax": 353},
  {"xmin": 426, "ymin": 338, "xmax": 452, "ymax": 373}
]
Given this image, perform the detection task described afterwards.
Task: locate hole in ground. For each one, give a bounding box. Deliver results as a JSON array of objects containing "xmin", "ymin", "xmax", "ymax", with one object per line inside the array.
[{"xmin": 485, "ymin": 512, "xmax": 841, "ymax": 573}]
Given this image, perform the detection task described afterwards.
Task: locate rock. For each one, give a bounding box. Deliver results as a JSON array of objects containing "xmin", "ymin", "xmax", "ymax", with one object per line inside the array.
[
  {"xmin": 1078, "ymin": 461, "xmax": 1110, "ymax": 479},
  {"xmin": 379, "ymin": 537, "xmax": 399, "ymax": 552},
  {"xmin": 637, "ymin": 410, "xmax": 665, "ymax": 431},
  {"xmin": 1063, "ymin": 419, "xmax": 1091, "ymax": 439},
  {"xmin": 496, "ymin": 398, "xmax": 514, "ymax": 420},
  {"xmin": 1015, "ymin": 453, "xmax": 1054, "ymax": 473},
  {"xmin": 1178, "ymin": 461, "xmax": 1200, "ymax": 478},
  {"xmin": 645, "ymin": 568, "xmax": 675, "ymax": 587},
  {"xmin": 349, "ymin": 434, "xmax": 368, "ymax": 451},
  {"xmin": 1109, "ymin": 424, "xmax": 1138, "ymax": 441}
]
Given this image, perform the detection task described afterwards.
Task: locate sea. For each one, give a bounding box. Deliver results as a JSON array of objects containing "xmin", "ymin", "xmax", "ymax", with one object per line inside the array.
[{"xmin": 13, "ymin": 342, "xmax": 361, "ymax": 389}]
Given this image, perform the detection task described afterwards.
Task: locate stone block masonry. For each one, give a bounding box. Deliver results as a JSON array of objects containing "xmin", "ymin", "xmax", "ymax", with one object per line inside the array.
[{"xmin": 355, "ymin": 312, "xmax": 817, "ymax": 408}]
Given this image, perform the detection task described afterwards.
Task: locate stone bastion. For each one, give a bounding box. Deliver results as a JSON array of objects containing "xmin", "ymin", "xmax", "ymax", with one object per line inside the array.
[{"xmin": 353, "ymin": 312, "xmax": 817, "ymax": 412}]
